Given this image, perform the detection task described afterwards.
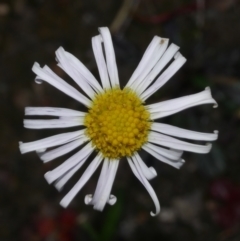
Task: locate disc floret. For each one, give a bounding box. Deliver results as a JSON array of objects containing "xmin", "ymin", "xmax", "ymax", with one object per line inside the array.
[{"xmin": 84, "ymin": 88, "xmax": 151, "ymax": 159}]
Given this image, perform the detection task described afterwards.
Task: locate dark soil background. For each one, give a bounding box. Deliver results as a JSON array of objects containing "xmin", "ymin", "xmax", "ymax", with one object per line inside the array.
[{"xmin": 1, "ymin": 0, "xmax": 240, "ymax": 240}]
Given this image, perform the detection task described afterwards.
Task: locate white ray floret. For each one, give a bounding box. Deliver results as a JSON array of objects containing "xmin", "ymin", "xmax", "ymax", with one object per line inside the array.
[
  {"xmin": 58, "ymin": 48, "xmax": 103, "ymax": 93},
  {"xmin": 92, "ymin": 35, "xmax": 111, "ymax": 89},
  {"xmin": 86, "ymin": 158, "xmax": 110, "ymax": 206},
  {"xmin": 141, "ymin": 52, "xmax": 187, "ymax": 100},
  {"xmin": 93, "ymin": 159, "xmax": 119, "ymax": 211},
  {"xmin": 59, "ymin": 153, "xmax": 103, "ymax": 205},
  {"xmin": 98, "ymin": 27, "xmax": 119, "ymax": 87},
  {"xmin": 130, "ymin": 38, "xmax": 170, "ymax": 91},
  {"xmin": 25, "ymin": 107, "xmax": 86, "ymax": 117},
  {"xmin": 148, "ymin": 131, "xmax": 212, "ymax": 154},
  {"xmin": 56, "ymin": 47, "xmax": 96, "ymax": 99},
  {"xmin": 135, "ymin": 43, "xmax": 179, "ymax": 93},
  {"xmin": 65, "ymin": 53, "xmax": 103, "ymax": 93},
  {"xmin": 132, "ymin": 153, "xmax": 157, "ymax": 180},
  {"xmin": 24, "ymin": 117, "xmax": 84, "ymax": 129},
  {"xmin": 19, "ymin": 130, "xmax": 86, "ymax": 154},
  {"xmin": 44, "ymin": 142, "xmax": 94, "ymax": 184},
  {"xmin": 142, "ymin": 144, "xmax": 185, "ymax": 169},
  {"xmin": 84, "ymin": 158, "xmax": 119, "ymax": 211},
  {"xmin": 148, "ymin": 87, "xmax": 218, "ymax": 120},
  {"xmin": 151, "ymin": 123, "xmax": 218, "ymax": 141},
  {"xmin": 33, "ymin": 63, "xmax": 91, "ymax": 107},
  {"xmin": 19, "ymin": 27, "xmax": 218, "ymax": 217},
  {"xmin": 127, "ymin": 157, "xmax": 160, "ymax": 216},
  {"xmin": 39, "ymin": 138, "xmax": 88, "ymax": 163},
  {"xmin": 143, "ymin": 143, "xmax": 183, "ymax": 160},
  {"xmin": 126, "ymin": 36, "xmax": 164, "ymax": 88}
]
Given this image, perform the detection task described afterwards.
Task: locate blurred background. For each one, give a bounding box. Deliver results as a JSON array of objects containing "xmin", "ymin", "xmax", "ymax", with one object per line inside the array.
[{"xmin": 1, "ymin": 0, "xmax": 240, "ymax": 240}]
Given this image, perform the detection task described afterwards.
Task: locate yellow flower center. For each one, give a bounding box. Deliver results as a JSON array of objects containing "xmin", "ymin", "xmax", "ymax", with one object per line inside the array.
[{"xmin": 84, "ymin": 88, "xmax": 151, "ymax": 159}]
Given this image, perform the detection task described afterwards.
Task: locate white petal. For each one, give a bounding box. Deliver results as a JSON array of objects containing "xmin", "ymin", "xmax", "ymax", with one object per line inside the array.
[
  {"xmin": 107, "ymin": 194, "xmax": 117, "ymax": 205},
  {"xmin": 32, "ymin": 63, "xmax": 91, "ymax": 107},
  {"xmin": 55, "ymin": 162, "xmax": 83, "ymax": 191},
  {"xmin": 135, "ymin": 43, "xmax": 179, "ymax": 94},
  {"xmin": 56, "ymin": 155, "xmax": 88, "ymax": 189},
  {"xmin": 59, "ymin": 154, "xmax": 102, "ymax": 207},
  {"xmin": 25, "ymin": 107, "xmax": 86, "ymax": 117},
  {"xmin": 36, "ymin": 148, "xmax": 46, "ymax": 153},
  {"xmin": 151, "ymin": 123, "xmax": 218, "ymax": 141},
  {"xmin": 90, "ymin": 158, "xmax": 110, "ymax": 205},
  {"xmin": 84, "ymin": 194, "xmax": 116, "ymax": 206},
  {"xmin": 143, "ymin": 143, "xmax": 183, "ymax": 160},
  {"xmin": 132, "ymin": 153, "xmax": 157, "ymax": 180},
  {"xmin": 62, "ymin": 50, "xmax": 103, "ymax": 93},
  {"xmin": 131, "ymin": 39, "xmax": 170, "ymax": 92},
  {"xmin": 92, "ymin": 35, "xmax": 111, "ymax": 89},
  {"xmin": 93, "ymin": 159, "xmax": 119, "ymax": 211},
  {"xmin": 127, "ymin": 157, "xmax": 160, "ymax": 216},
  {"xmin": 148, "ymin": 131, "xmax": 212, "ymax": 154},
  {"xmin": 19, "ymin": 130, "xmax": 85, "ymax": 154},
  {"xmin": 39, "ymin": 138, "xmax": 88, "ymax": 163},
  {"xmin": 84, "ymin": 194, "xmax": 93, "ymax": 205},
  {"xmin": 142, "ymin": 145, "xmax": 185, "ymax": 169},
  {"xmin": 148, "ymin": 87, "xmax": 216, "ymax": 111},
  {"xmin": 148, "ymin": 87, "xmax": 218, "ymax": 119},
  {"xmin": 65, "ymin": 51, "xmax": 103, "ymax": 93},
  {"xmin": 56, "ymin": 153, "xmax": 102, "ymax": 191},
  {"xmin": 63, "ymin": 54, "xmax": 103, "ymax": 93},
  {"xmin": 24, "ymin": 117, "xmax": 84, "ymax": 129},
  {"xmin": 44, "ymin": 142, "xmax": 94, "ymax": 184},
  {"xmin": 56, "ymin": 47, "xmax": 96, "ymax": 99},
  {"xmin": 54, "ymin": 157, "xmax": 88, "ymax": 191},
  {"xmin": 141, "ymin": 52, "xmax": 186, "ymax": 100},
  {"xmin": 126, "ymin": 36, "xmax": 163, "ymax": 88},
  {"xmin": 98, "ymin": 27, "xmax": 119, "ymax": 87}
]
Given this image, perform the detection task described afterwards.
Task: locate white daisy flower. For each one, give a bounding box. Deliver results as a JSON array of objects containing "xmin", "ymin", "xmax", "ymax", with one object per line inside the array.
[{"xmin": 19, "ymin": 27, "xmax": 218, "ymax": 216}]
